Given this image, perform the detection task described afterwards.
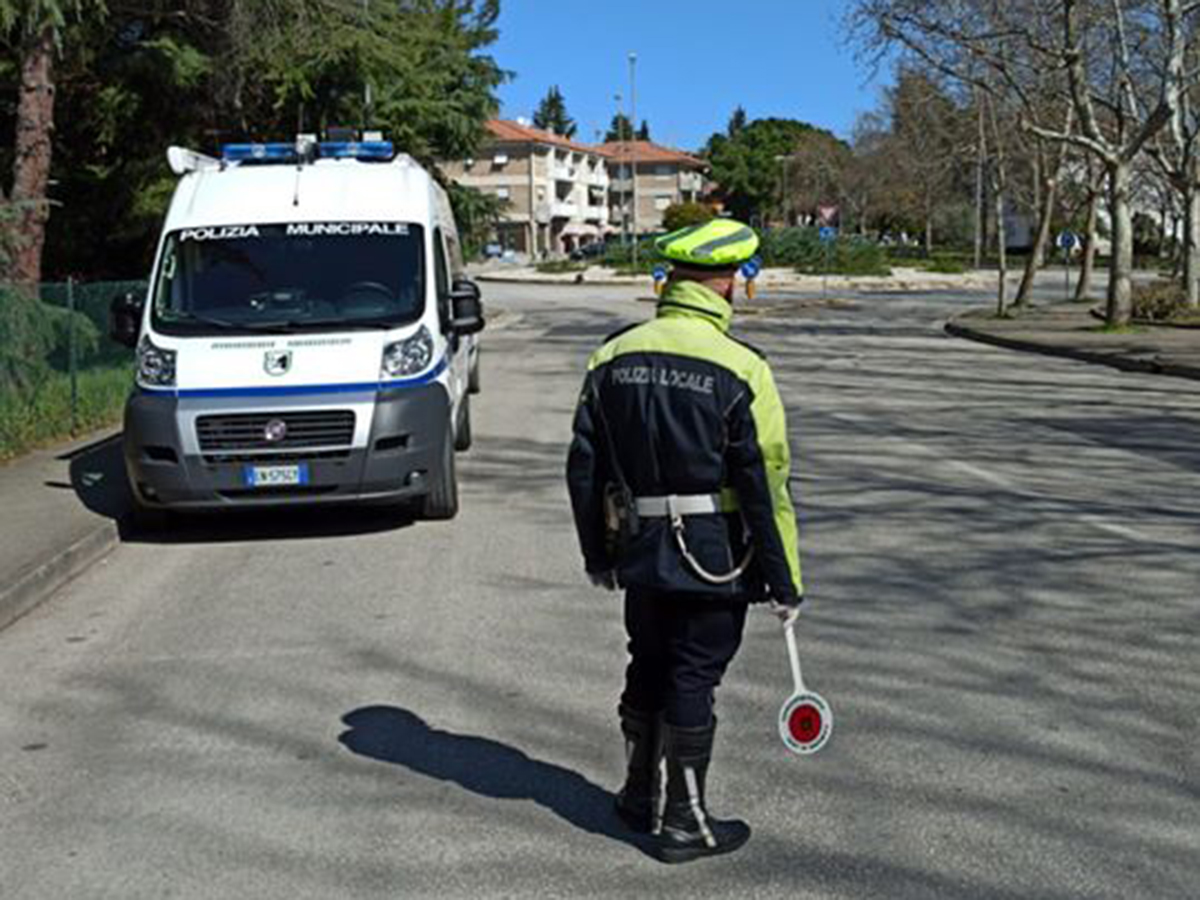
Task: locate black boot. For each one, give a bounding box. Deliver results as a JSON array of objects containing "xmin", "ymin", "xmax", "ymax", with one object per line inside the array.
[
  {"xmin": 654, "ymin": 720, "xmax": 750, "ymax": 863},
  {"xmin": 614, "ymin": 704, "xmax": 663, "ymax": 833}
]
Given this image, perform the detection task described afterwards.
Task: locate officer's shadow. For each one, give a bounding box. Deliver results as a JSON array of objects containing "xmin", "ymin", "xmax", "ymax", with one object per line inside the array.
[{"xmin": 338, "ymin": 706, "xmax": 653, "ymax": 854}]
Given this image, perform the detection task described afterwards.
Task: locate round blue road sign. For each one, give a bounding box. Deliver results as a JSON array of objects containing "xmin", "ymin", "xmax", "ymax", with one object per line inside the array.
[
  {"xmin": 1057, "ymin": 231, "xmax": 1077, "ymax": 251},
  {"xmin": 652, "ymin": 265, "xmax": 668, "ymax": 282},
  {"xmin": 819, "ymin": 226, "xmax": 837, "ymax": 243}
]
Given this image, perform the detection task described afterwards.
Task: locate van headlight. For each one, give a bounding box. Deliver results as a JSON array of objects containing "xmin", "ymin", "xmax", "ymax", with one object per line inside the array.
[
  {"xmin": 381, "ymin": 325, "xmax": 434, "ymax": 378},
  {"xmin": 137, "ymin": 336, "xmax": 177, "ymax": 387}
]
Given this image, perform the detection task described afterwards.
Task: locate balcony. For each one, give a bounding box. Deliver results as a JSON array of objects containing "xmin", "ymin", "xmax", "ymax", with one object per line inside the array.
[{"xmin": 551, "ymin": 201, "xmax": 579, "ymax": 219}]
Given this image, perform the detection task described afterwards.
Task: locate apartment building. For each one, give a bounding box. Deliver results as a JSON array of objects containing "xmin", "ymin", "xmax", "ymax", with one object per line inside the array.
[
  {"xmin": 440, "ymin": 120, "xmax": 611, "ymax": 259},
  {"xmin": 599, "ymin": 140, "xmax": 707, "ymax": 234}
]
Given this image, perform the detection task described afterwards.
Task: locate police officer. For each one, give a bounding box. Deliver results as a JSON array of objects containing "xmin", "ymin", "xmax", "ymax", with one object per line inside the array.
[{"xmin": 566, "ymin": 219, "xmax": 803, "ymax": 864}]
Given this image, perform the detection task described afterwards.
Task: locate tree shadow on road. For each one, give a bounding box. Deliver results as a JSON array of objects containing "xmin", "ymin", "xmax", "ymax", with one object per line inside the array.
[{"xmin": 338, "ymin": 704, "xmax": 654, "ymax": 857}]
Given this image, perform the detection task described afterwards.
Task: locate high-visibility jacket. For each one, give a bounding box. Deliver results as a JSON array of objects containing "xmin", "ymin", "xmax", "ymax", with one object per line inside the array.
[{"xmin": 566, "ymin": 279, "xmax": 803, "ymax": 604}]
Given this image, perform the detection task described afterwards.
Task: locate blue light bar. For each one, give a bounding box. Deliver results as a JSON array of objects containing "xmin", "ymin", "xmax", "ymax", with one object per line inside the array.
[
  {"xmin": 219, "ymin": 140, "xmax": 394, "ymax": 163},
  {"xmin": 318, "ymin": 141, "xmax": 394, "ymax": 160},
  {"xmin": 221, "ymin": 143, "xmax": 298, "ymax": 162}
]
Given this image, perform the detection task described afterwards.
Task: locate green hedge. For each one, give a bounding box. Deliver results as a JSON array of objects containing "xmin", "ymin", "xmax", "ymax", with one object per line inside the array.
[{"xmin": 759, "ymin": 228, "xmax": 891, "ymax": 276}]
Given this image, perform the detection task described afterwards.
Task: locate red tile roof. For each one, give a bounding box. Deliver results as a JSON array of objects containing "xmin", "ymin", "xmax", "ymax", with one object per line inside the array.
[
  {"xmin": 485, "ymin": 120, "xmax": 609, "ymax": 156},
  {"xmin": 481, "ymin": 122, "xmax": 707, "ymax": 169},
  {"xmin": 598, "ymin": 140, "xmax": 706, "ymax": 168}
]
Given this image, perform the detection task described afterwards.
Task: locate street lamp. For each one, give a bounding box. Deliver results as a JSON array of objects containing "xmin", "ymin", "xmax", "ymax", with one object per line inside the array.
[
  {"xmin": 614, "ymin": 92, "xmax": 627, "ymax": 247},
  {"xmin": 629, "ymin": 52, "xmax": 639, "ymax": 266}
]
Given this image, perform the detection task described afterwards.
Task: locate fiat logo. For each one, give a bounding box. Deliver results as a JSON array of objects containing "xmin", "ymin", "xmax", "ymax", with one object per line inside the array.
[
  {"xmin": 264, "ymin": 350, "xmax": 292, "ymax": 376},
  {"xmin": 263, "ymin": 419, "xmax": 288, "ymax": 443}
]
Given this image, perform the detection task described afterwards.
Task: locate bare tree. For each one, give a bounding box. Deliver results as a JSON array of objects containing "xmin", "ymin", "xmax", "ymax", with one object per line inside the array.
[{"xmin": 849, "ymin": 0, "xmax": 1197, "ymax": 325}]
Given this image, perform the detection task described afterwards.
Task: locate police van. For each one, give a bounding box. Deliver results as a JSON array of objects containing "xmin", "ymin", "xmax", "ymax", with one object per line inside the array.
[{"xmin": 109, "ymin": 135, "xmax": 484, "ymax": 523}]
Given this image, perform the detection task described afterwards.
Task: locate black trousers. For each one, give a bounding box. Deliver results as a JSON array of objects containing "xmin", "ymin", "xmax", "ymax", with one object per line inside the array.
[{"xmin": 621, "ymin": 586, "xmax": 749, "ymax": 729}]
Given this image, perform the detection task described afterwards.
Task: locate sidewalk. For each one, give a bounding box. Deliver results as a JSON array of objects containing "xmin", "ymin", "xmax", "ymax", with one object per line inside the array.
[
  {"xmin": 0, "ymin": 428, "xmax": 129, "ymax": 631},
  {"xmin": 474, "ymin": 263, "xmax": 1003, "ymax": 293},
  {"xmin": 946, "ymin": 302, "xmax": 1200, "ymax": 381}
]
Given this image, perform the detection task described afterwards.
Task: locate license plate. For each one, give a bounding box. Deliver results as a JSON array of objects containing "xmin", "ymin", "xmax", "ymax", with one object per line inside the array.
[{"xmin": 243, "ymin": 464, "xmax": 309, "ymax": 488}]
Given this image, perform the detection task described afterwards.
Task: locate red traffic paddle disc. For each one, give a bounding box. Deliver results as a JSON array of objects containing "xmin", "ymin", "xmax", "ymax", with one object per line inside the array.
[{"xmin": 779, "ymin": 622, "xmax": 832, "ymax": 755}]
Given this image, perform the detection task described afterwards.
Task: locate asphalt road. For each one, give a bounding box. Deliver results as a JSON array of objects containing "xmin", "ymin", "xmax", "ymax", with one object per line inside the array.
[{"xmin": 1, "ymin": 281, "xmax": 1197, "ymax": 899}]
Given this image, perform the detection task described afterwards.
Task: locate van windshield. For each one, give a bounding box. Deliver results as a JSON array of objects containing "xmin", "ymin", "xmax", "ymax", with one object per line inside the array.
[{"xmin": 152, "ymin": 222, "xmax": 425, "ymax": 335}]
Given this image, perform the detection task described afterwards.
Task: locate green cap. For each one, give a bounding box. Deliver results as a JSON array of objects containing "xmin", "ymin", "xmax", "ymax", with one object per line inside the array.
[{"xmin": 655, "ymin": 218, "xmax": 760, "ymax": 268}]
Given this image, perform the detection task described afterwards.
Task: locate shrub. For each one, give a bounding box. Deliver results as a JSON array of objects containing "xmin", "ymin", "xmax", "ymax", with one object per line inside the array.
[
  {"xmin": 922, "ymin": 253, "xmax": 969, "ymax": 274},
  {"xmin": 802, "ymin": 237, "xmax": 891, "ymax": 276},
  {"xmin": 661, "ymin": 202, "xmax": 715, "ymax": 233},
  {"xmin": 535, "ymin": 260, "xmax": 586, "ymax": 274},
  {"xmin": 603, "ymin": 239, "xmax": 662, "ymax": 274},
  {"xmin": 1132, "ymin": 280, "xmax": 1189, "ymax": 321}
]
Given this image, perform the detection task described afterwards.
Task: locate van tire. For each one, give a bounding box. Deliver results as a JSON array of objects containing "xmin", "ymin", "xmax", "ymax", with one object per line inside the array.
[
  {"xmin": 421, "ymin": 423, "xmax": 459, "ymax": 520},
  {"xmin": 468, "ymin": 350, "xmax": 481, "ymax": 394},
  {"xmin": 454, "ymin": 396, "xmax": 473, "ymax": 452}
]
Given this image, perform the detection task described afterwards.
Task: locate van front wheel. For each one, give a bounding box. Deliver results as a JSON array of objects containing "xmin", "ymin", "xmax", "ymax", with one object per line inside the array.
[
  {"xmin": 421, "ymin": 423, "xmax": 459, "ymax": 520},
  {"xmin": 454, "ymin": 395, "xmax": 473, "ymax": 452}
]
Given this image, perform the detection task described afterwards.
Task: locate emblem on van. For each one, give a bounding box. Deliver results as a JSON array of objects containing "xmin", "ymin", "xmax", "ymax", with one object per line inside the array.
[
  {"xmin": 264, "ymin": 350, "xmax": 292, "ymax": 376},
  {"xmin": 263, "ymin": 419, "xmax": 288, "ymax": 443}
]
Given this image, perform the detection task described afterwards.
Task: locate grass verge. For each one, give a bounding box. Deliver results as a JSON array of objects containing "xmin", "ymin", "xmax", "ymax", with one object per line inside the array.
[{"xmin": 0, "ymin": 364, "xmax": 133, "ymax": 462}]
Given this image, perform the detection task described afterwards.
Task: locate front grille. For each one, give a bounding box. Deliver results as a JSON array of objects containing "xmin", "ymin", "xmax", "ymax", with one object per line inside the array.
[
  {"xmin": 196, "ymin": 411, "xmax": 355, "ymax": 452},
  {"xmin": 202, "ymin": 449, "xmax": 352, "ymax": 465}
]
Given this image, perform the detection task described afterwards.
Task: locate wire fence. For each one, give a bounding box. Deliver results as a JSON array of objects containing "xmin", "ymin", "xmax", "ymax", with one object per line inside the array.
[{"xmin": 1, "ymin": 280, "xmax": 145, "ymax": 459}]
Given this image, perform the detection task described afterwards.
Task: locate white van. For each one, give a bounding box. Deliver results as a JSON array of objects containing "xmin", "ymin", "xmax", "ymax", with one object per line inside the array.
[{"xmin": 110, "ymin": 137, "xmax": 484, "ymax": 522}]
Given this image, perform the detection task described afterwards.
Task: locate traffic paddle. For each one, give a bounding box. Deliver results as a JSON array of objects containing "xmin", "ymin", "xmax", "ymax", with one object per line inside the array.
[{"xmin": 778, "ymin": 621, "xmax": 832, "ymax": 755}]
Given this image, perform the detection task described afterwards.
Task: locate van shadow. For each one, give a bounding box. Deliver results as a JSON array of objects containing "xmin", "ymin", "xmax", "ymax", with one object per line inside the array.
[
  {"xmin": 62, "ymin": 432, "xmax": 415, "ymax": 544},
  {"xmin": 338, "ymin": 705, "xmax": 652, "ymax": 856}
]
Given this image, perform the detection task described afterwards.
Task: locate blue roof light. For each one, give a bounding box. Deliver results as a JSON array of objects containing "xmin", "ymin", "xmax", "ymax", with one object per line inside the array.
[
  {"xmin": 318, "ymin": 141, "xmax": 394, "ymax": 160},
  {"xmin": 221, "ymin": 143, "xmax": 298, "ymax": 162},
  {"xmin": 219, "ymin": 140, "xmax": 394, "ymax": 164}
]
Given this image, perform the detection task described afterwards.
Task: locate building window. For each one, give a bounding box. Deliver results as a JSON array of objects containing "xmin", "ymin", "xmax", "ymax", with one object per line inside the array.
[
  {"xmin": 656, "ymin": 165, "xmax": 673, "ymax": 176},
  {"xmin": 493, "ymin": 153, "xmax": 509, "ymax": 166}
]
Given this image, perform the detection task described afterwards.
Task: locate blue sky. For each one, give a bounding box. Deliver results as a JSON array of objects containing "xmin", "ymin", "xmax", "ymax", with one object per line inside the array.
[{"xmin": 490, "ymin": 0, "xmax": 893, "ymax": 152}]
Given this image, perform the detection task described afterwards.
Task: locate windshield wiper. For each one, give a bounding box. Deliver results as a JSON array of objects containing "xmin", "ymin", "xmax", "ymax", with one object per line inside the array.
[
  {"xmin": 161, "ymin": 312, "xmax": 300, "ymax": 333},
  {"xmin": 273, "ymin": 317, "xmax": 404, "ymax": 331}
]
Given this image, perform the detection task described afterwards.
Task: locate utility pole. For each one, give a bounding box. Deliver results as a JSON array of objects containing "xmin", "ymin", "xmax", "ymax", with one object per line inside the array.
[{"xmin": 629, "ymin": 52, "xmax": 639, "ymax": 267}]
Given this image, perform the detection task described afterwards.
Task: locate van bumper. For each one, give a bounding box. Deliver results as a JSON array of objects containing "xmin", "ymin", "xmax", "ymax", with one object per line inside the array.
[{"xmin": 123, "ymin": 384, "xmax": 450, "ymax": 510}]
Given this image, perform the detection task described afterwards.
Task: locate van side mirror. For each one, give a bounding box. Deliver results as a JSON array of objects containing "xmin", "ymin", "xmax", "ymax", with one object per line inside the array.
[
  {"xmin": 450, "ymin": 278, "xmax": 485, "ymax": 335},
  {"xmin": 109, "ymin": 291, "xmax": 144, "ymax": 349}
]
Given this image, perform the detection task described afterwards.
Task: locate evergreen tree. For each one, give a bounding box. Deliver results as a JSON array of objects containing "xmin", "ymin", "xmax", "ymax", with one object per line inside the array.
[
  {"xmin": 727, "ymin": 106, "xmax": 748, "ymax": 138},
  {"xmin": 27, "ymin": 0, "xmax": 506, "ymax": 280},
  {"xmin": 637, "ymin": 120, "xmax": 650, "ymax": 141},
  {"xmin": 605, "ymin": 112, "xmax": 634, "ymax": 143},
  {"xmin": 532, "ymin": 85, "xmax": 576, "ymax": 137}
]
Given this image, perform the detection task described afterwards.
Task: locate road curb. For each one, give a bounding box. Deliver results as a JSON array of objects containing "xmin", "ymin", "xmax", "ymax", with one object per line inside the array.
[
  {"xmin": 476, "ymin": 273, "xmax": 651, "ymax": 287},
  {"xmin": 944, "ymin": 317, "xmax": 1200, "ymax": 382},
  {"xmin": 0, "ymin": 520, "xmax": 120, "ymax": 633}
]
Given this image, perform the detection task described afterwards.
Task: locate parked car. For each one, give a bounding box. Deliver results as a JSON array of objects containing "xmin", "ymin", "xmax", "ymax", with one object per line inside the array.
[{"xmin": 569, "ymin": 241, "xmax": 608, "ymax": 263}]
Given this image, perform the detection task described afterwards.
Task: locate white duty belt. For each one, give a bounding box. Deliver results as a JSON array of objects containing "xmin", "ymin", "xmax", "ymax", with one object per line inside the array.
[
  {"xmin": 634, "ymin": 493, "xmax": 754, "ymax": 585},
  {"xmin": 634, "ymin": 494, "xmax": 733, "ymax": 517}
]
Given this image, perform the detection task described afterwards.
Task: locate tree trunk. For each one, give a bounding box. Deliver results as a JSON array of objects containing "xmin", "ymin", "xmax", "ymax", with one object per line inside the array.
[
  {"xmin": 9, "ymin": 25, "xmax": 58, "ymax": 287},
  {"xmin": 1184, "ymin": 172, "xmax": 1200, "ymax": 308},
  {"xmin": 1015, "ymin": 172, "xmax": 1059, "ymax": 308},
  {"xmin": 924, "ymin": 206, "xmax": 933, "ymax": 257},
  {"xmin": 995, "ymin": 182, "xmax": 1008, "ymax": 316},
  {"xmin": 1075, "ymin": 188, "xmax": 1099, "ymax": 302},
  {"xmin": 1031, "ymin": 149, "xmax": 1044, "ymax": 268},
  {"xmin": 1106, "ymin": 162, "xmax": 1134, "ymax": 326},
  {"xmin": 974, "ymin": 97, "xmax": 985, "ymax": 270}
]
